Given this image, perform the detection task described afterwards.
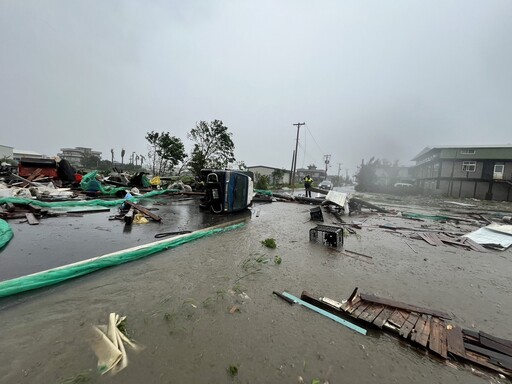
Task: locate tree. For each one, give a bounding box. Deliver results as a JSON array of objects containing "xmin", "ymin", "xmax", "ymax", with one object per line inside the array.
[
  {"xmin": 187, "ymin": 120, "xmax": 235, "ymax": 177},
  {"xmin": 271, "ymin": 168, "xmax": 285, "ymax": 185},
  {"xmin": 254, "ymin": 173, "xmax": 270, "ymax": 190},
  {"xmin": 121, "ymin": 148, "xmax": 126, "ymax": 166},
  {"xmin": 145, "ymin": 131, "xmax": 186, "ymax": 175},
  {"xmin": 80, "ymin": 153, "xmax": 101, "ymax": 169}
]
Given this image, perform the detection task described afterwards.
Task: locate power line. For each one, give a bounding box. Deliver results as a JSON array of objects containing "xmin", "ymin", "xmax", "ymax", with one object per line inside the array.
[{"xmin": 305, "ymin": 124, "xmax": 325, "ymax": 157}]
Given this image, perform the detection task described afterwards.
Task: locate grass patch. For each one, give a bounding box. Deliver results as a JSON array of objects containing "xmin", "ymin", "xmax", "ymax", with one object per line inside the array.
[
  {"xmin": 261, "ymin": 238, "xmax": 277, "ymax": 249},
  {"xmin": 227, "ymin": 364, "xmax": 239, "ymax": 377}
]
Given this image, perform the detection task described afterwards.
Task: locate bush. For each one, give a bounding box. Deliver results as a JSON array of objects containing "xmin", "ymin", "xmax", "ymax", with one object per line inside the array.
[{"xmin": 255, "ymin": 175, "xmax": 270, "ymax": 190}]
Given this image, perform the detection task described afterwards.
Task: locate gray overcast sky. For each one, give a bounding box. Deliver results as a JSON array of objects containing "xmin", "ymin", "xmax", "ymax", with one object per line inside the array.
[{"xmin": 1, "ymin": 0, "xmax": 511, "ymax": 176}]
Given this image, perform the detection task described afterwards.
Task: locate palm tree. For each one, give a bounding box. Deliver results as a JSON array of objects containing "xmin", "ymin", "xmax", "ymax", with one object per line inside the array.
[
  {"xmin": 121, "ymin": 148, "xmax": 126, "ymax": 166},
  {"xmin": 139, "ymin": 155, "xmax": 145, "ymax": 168},
  {"xmin": 110, "ymin": 148, "xmax": 114, "ymax": 165},
  {"xmin": 135, "ymin": 154, "xmax": 139, "ymax": 166}
]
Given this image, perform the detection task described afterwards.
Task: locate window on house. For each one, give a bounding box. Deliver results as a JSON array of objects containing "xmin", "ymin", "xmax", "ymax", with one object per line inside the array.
[
  {"xmin": 460, "ymin": 149, "xmax": 476, "ymax": 155},
  {"xmin": 494, "ymin": 164, "xmax": 504, "ymax": 173},
  {"xmin": 462, "ymin": 161, "xmax": 476, "ymax": 172}
]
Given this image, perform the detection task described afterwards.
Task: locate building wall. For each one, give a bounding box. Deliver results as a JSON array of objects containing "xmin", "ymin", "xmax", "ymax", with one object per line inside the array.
[
  {"xmin": 475, "ymin": 182, "xmax": 489, "ymax": 199},
  {"xmin": 59, "ymin": 147, "xmax": 102, "ymax": 167},
  {"xmin": 414, "ymin": 149, "xmax": 512, "ymax": 201},
  {"xmin": 13, "ymin": 150, "xmax": 44, "ymax": 160},
  {"xmin": 504, "ymin": 161, "xmax": 512, "ymax": 180},
  {"xmin": 247, "ymin": 166, "xmax": 290, "ymax": 184},
  {"xmin": 451, "ymin": 160, "xmax": 483, "ymax": 178}
]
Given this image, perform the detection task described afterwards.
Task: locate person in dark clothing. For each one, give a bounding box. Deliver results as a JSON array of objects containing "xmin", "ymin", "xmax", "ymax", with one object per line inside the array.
[{"xmin": 303, "ymin": 175, "xmax": 313, "ymax": 197}]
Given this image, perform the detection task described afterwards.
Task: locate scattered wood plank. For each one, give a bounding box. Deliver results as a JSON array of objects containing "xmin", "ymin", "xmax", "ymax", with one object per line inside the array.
[
  {"xmin": 464, "ymin": 342, "xmax": 512, "ymax": 370},
  {"xmin": 5, "ymin": 203, "xmax": 15, "ymax": 212},
  {"xmin": 479, "ymin": 331, "xmax": 512, "ymax": 354},
  {"xmin": 429, "ymin": 318, "xmax": 448, "ymax": 358},
  {"xmin": 352, "ymin": 302, "xmax": 370, "ymax": 318},
  {"xmin": 64, "ymin": 208, "xmax": 111, "ymax": 214},
  {"xmin": 25, "ymin": 213, "xmax": 39, "ymax": 225},
  {"xmin": 411, "ymin": 314, "xmax": 427, "ymax": 345},
  {"xmin": 343, "ymin": 249, "xmax": 373, "ymax": 259},
  {"xmin": 358, "ymin": 304, "xmax": 384, "ymax": 323},
  {"xmin": 124, "ymin": 208, "xmax": 134, "ymax": 225},
  {"xmin": 446, "ymin": 324, "xmax": 466, "ymax": 358},
  {"xmin": 347, "ymin": 287, "xmax": 358, "ymax": 303},
  {"xmin": 414, "ymin": 315, "xmax": 431, "ymax": 347},
  {"xmin": 462, "ymin": 328, "xmax": 480, "ymax": 340},
  {"xmin": 27, "ymin": 204, "xmax": 42, "ymax": 214},
  {"xmin": 372, "ymin": 307, "xmax": 395, "ymax": 328},
  {"xmin": 399, "ymin": 313, "xmax": 419, "ymax": 339},
  {"xmin": 345, "ymin": 296, "xmax": 362, "ymax": 313},
  {"xmin": 125, "ymin": 201, "xmax": 162, "ymax": 222},
  {"xmin": 387, "ymin": 309, "xmax": 410, "ymax": 328},
  {"xmin": 360, "ymin": 293, "xmax": 452, "ymax": 320},
  {"xmin": 459, "ymin": 237, "xmax": 488, "ymax": 252},
  {"xmin": 464, "ymin": 351, "xmax": 511, "ymax": 377},
  {"xmin": 418, "ymin": 232, "xmax": 440, "ymax": 246}
]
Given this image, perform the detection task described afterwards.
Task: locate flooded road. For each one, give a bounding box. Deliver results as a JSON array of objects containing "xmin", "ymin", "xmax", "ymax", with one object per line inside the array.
[{"xmin": 0, "ymin": 193, "xmax": 511, "ymax": 383}]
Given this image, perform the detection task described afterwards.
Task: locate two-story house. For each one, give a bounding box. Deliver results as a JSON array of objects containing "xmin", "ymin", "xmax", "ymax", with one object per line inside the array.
[{"xmin": 412, "ymin": 145, "xmax": 512, "ymax": 201}]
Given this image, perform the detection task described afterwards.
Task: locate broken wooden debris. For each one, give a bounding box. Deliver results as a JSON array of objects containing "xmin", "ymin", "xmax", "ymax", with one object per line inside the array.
[
  {"xmin": 125, "ymin": 201, "xmax": 162, "ymax": 222},
  {"xmin": 410, "ymin": 231, "xmax": 488, "ymax": 252},
  {"xmin": 25, "ymin": 212, "xmax": 39, "ymax": 225},
  {"xmin": 124, "ymin": 208, "xmax": 134, "ymax": 225},
  {"xmin": 350, "ymin": 197, "xmax": 388, "ymax": 213},
  {"xmin": 359, "ymin": 293, "xmax": 452, "ymax": 320},
  {"xmin": 299, "ymin": 288, "xmax": 512, "ymax": 378}
]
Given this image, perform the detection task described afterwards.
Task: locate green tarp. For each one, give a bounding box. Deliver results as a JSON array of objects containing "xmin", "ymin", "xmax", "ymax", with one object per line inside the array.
[
  {"xmin": 0, "ymin": 189, "xmax": 178, "ymax": 209},
  {"xmin": 0, "ymin": 222, "xmax": 245, "ymax": 298},
  {"xmin": 0, "ymin": 219, "xmax": 13, "ymax": 250}
]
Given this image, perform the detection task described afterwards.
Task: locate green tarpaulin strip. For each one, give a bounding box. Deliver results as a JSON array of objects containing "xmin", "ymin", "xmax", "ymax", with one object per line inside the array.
[
  {"xmin": 254, "ymin": 189, "xmax": 273, "ymax": 196},
  {"xmin": 0, "ymin": 189, "xmax": 179, "ymax": 209},
  {"xmin": 0, "ymin": 222, "xmax": 245, "ymax": 298},
  {"xmin": 0, "ymin": 219, "xmax": 13, "ymax": 250},
  {"xmin": 402, "ymin": 212, "xmax": 453, "ymax": 221}
]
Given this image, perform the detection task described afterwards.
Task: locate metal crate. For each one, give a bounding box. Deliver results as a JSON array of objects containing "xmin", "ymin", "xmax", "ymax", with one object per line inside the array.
[
  {"xmin": 310, "ymin": 207, "xmax": 324, "ymax": 221},
  {"xmin": 309, "ymin": 225, "xmax": 344, "ymax": 248}
]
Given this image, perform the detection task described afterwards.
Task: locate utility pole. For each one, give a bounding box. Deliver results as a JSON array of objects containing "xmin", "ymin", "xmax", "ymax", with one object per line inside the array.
[
  {"xmin": 290, "ymin": 122, "xmax": 305, "ymax": 187},
  {"xmin": 289, "ymin": 150, "xmax": 296, "ymax": 184}
]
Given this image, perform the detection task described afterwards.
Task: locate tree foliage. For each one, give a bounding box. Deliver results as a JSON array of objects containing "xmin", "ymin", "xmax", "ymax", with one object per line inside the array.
[
  {"xmin": 271, "ymin": 169, "xmax": 285, "ymax": 185},
  {"xmin": 254, "ymin": 173, "xmax": 270, "ymax": 190},
  {"xmin": 80, "ymin": 153, "xmax": 101, "ymax": 169},
  {"xmin": 145, "ymin": 131, "xmax": 186, "ymax": 175},
  {"xmin": 355, "ymin": 157, "xmax": 400, "ymax": 192},
  {"xmin": 187, "ymin": 120, "xmax": 235, "ymax": 176}
]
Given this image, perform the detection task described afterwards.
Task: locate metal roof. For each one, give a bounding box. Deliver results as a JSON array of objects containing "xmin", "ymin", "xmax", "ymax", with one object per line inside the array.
[{"xmin": 411, "ymin": 144, "xmax": 512, "ymax": 161}]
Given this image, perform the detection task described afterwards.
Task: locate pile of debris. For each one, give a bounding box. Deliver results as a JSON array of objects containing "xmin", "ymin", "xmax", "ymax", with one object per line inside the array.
[{"xmin": 274, "ymin": 288, "xmax": 512, "ymax": 379}]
